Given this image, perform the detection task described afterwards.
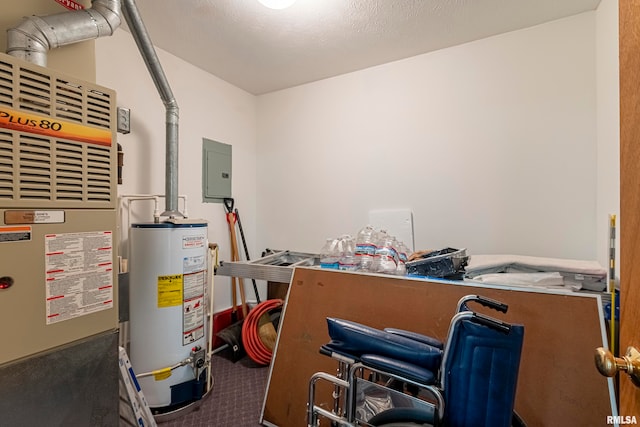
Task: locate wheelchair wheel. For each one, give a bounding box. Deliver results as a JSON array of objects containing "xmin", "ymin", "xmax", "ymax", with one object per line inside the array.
[{"xmin": 368, "ymin": 407, "xmax": 433, "ymax": 426}]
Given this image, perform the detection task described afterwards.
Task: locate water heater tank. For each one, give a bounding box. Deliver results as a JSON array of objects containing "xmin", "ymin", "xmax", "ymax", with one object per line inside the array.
[{"xmin": 128, "ymin": 221, "xmax": 209, "ymax": 411}]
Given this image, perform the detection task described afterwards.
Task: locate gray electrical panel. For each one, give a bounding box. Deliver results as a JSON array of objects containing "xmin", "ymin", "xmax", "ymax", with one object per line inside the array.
[{"xmin": 202, "ymin": 138, "xmax": 232, "ymax": 202}]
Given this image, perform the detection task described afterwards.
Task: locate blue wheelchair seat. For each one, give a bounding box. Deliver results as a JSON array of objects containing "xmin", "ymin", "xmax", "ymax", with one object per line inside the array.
[{"xmin": 323, "ymin": 317, "xmax": 443, "ymax": 373}]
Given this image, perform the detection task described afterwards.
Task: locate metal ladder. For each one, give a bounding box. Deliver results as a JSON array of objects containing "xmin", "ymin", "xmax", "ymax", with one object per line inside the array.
[{"xmin": 118, "ymin": 346, "xmax": 157, "ymax": 427}]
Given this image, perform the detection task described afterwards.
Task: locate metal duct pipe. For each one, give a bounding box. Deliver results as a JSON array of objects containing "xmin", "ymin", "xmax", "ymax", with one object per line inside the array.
[
  {"xmin": 6, "ymin": 0, "xmax": 121, "ymax": 67},
  {"xmin": 121, "ymin": 0, "xmax": 182, "ymax": 218}
]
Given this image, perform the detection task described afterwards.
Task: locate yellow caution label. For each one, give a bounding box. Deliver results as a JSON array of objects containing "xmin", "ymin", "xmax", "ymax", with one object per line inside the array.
[
  {"xmin": 157, "ymin": 274, "xmax": 183, "ymax": 308},
  {"xmin": 0, "ymin": 107, "xmax": 112, "ymax": 146}
]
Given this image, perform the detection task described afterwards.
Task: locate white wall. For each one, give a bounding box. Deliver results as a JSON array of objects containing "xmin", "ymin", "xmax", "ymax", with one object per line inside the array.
[
  {"xmin": 256, "ymin": 12, "xmax": 601, "ymax": 261},
  {"xmin": 596, "ymin": 0, "xmax": 620, "ymax": 272},
  {"xmin": 95, "ymin": 30, "xmax": 261, "ymax": 310},
  {"xmin": 92, "ymin": 6, "xmax": 618, "ymax": 314}
]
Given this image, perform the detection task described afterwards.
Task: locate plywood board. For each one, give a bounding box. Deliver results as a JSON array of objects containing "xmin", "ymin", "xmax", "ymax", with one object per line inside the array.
[{"xmin": 262, "ymin": 268, "xmax": 613, "ymax": 427}]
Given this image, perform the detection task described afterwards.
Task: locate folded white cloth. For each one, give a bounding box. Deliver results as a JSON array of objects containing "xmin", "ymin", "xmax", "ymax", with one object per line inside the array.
[
  {"xmin": 466, "ymin": 254, "xmax": 606, "ymax": 277},
  {"xmin": 470, "ymin": 272, "xmax": 565, "ymax": 288}
]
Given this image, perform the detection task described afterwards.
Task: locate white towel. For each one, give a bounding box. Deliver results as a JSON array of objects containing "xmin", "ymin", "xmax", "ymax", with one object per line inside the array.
[
  {"xmin": 470, "ymin": 272, "xmax": 565, "ymax": 288},
  {"xmin": 466, "ymin": 254, "xmax": 606, "ymax": 277}
]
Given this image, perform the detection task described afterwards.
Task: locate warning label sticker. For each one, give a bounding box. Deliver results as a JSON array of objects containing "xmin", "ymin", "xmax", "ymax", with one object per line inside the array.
[
  {"xmin": 45, "ymin": 231, "xmax": 113, "ymax": 324},
  {"xmin": 157, "ymin": 274, "xmax": 183, "ymax": 308},
  {"xmin": 55, "ymin": 0, "xmax": 84, "ymax": 10},
  {"xmin": 0, "ymin": 226, "xmax": 32, "ymax": 243},
  {"xmin": 182, "ymin": 234, "xmax": 206, "ymax": 249},
  {"xmin": 183, "ymin": 254, "xmax": 205, "ymax": 275},
  {"xmin": 183, "ymin": 294, "xmax": 205, "ymax": 345},
  {"xmin": 182, "ymin": 256, "xmax": 205, "ymax": 345}
]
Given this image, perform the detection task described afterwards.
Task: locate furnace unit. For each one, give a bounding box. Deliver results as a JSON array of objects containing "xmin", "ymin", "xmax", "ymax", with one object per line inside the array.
[{"xmin": 0, "ymin": 52, "xmax": 119, "ymax": 426}]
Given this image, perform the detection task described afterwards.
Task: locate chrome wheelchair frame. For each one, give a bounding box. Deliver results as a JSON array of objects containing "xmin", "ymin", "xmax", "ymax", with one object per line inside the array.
[{"xmin": 307, "ymin": 295, "xmax": 525, "ymax": 427}]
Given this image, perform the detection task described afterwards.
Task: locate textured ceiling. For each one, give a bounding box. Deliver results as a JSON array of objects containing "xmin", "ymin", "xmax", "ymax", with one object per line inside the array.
[{"xmin": 127, "ymin": 0, "xmax": 602, "ymax": 95}]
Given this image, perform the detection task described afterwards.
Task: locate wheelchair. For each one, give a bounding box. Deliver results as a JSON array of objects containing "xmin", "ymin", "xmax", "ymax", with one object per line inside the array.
[{"xmin": 307, "ymin": 295, "xmax": 526, "ymax": 427}]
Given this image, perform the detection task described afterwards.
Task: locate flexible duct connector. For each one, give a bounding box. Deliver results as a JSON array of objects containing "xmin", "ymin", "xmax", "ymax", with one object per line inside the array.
[
  {"xmin": 122, "ymin": 0, "xmax": 182, "ymax": 218},
  {"xmin": 6, "ymin": 0, "xmax": 121, "ymax": 67}
]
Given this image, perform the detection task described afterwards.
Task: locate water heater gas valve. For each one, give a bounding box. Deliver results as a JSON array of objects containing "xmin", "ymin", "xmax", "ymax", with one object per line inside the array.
[{"xmin": 190, "ymin": 346, "xmax": 206, "ymax": 375}]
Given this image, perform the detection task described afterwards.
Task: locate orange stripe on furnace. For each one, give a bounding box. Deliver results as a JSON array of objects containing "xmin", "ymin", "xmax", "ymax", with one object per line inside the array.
[
  {"xmin": 0, "ymin": 108, "xmax": 112, "ymax": 146},
  {"xmin": 0, "ymin": 226, "xmax": 31, "ymax": 233}
]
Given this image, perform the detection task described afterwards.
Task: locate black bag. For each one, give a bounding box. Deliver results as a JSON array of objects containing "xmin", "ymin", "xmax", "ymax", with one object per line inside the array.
[{"xmin": 406, "ymin": 248, "xmax": 468, "ymax": 280}]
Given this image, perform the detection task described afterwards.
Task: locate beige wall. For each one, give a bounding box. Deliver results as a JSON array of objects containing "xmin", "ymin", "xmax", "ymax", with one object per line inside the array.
[{"xmin": 0, "ymin": 0, "xmax": 95, "ymax": 82}]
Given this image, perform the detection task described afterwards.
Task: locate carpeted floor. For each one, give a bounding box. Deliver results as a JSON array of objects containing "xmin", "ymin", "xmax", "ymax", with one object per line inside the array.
[{"xmin": 159, "ymin": 352, "xmax": 270, "ymax": 427}]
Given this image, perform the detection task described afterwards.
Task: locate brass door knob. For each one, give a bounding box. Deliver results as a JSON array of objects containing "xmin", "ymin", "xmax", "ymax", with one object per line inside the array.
[{"xmin": 595, "ymin": 346, "xmax": 640, "ymax": 387}]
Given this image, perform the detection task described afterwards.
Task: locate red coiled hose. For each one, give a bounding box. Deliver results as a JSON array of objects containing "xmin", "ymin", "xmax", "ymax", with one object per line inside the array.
[{"xmin": 242, "ymin": 299, "xmax": 283, "ymax": 365}]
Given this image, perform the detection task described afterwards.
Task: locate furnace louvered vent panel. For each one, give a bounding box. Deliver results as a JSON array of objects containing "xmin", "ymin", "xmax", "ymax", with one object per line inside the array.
[
  {"xmin": 55, "ymin": 140, "xmax": 84, "ymax": 201},
  {"xmin": 0, "ymin": 53, "xmax": 116, "ymax": 208},
  {"xmin": 18, "ymin": 68, "xmax": 51, "ymax": 115},
  {"xmin": 18, "ymin": 134, "xmax": 52, "ymax": 200},
  {"xmin": 0, "ymin": 130, "xmax": 13, "ymax": 199},
  {"xmin": 55, "ymin": 79, "xmax": 83, "ymax": 122},
  {"xmin": 0, "ymin": 60, "xmax": 13, "ymax": 107}
]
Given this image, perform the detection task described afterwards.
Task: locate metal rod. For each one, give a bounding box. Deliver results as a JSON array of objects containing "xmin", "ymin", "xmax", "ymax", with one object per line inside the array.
[
  {"xmin": 235, "ymin": 208, "xmax": 261, "ymax": 304},
  {"xmin": 307, "ymin": 372, "xmax": 350, "ymax": 427},
  {"xmin": 121, "ymin": 0, "xmax": 182, "ymax": 218}
]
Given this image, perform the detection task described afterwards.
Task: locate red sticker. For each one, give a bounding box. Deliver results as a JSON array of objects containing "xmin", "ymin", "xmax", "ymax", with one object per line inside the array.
[{"xmin": 54, "ymin": 0, "xmax": 84, "ymax": 11}]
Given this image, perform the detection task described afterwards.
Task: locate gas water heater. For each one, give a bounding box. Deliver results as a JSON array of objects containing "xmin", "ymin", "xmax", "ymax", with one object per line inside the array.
[
  {"xmin": 129, "ymin": 220, "xmax": 210, "ymax": 416},
  {"xmin": 0, "ymin": 52, "xmax": 119, "ymax": 425}
]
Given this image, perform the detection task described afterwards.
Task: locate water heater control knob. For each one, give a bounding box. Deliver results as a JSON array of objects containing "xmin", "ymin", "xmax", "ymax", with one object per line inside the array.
[{"xmin": 0, "ymin": 276, "xmax": 14, "ymax": 289}]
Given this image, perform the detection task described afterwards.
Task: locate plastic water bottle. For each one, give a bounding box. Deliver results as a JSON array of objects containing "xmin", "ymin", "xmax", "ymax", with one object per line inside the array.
[
  {"xmin": 320, "ymin": 238, "xmax": 339, "ymax": 269},
  {"xmin": 355, "ymin": 225, "xmax": 376, "ymax": 271},
  {"xmin": 374, "ymin": 230, "xmax": 398, "ymax": 274},
  {"xmin": 396, "ymin": 241, "xmax": 409, "ymax": 276},
  {"xmin": 338, "ymin": 235, "xmax": 358, "ymax": 271},
  {"xmin": 370, "ymin": 229, "xmax": 384, "ymax": 272}
]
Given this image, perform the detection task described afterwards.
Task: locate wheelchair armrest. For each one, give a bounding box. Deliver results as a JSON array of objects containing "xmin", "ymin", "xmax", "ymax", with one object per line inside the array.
[
  {"xmin": 360, "ymin": 354, "xmax": 437, "ymax": 385},
  {"xmin": 320, "ymin": 344, "xmax": 359, "ymax": 364},
  {"xmin": 383, "ymin": 328, "xmax": 444, "ymax": 350}
]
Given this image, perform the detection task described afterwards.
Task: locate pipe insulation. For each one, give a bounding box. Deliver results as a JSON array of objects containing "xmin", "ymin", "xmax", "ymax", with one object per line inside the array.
[
  {"xmin": 6, "ymin": 0, "xmax": 121, "ymax": 67},
  {"xmin": 122, "ymin": 0, "xmax": 182, "ymax": 218}
]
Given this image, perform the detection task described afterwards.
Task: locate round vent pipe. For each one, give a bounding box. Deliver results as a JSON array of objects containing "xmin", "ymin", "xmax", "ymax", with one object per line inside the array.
[
  {"xmin": 121, "ymin": 0, "xmax": 182, "ymax": 218},
  {"xmin": 6, "ymin": 0, "xmax": 121, "ymax": 67},
  {"xmin": 7, "ymin": 0, "xmax": 183, "ymax": 219}
]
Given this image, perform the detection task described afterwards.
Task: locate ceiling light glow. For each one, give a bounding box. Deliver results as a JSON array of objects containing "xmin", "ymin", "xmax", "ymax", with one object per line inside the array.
[{"xmin": 258, "ymin": 0, "xmax": 297, "ymax": 10}]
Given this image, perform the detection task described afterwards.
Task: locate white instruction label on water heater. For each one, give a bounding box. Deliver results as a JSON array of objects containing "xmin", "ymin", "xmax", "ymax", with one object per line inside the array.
[
  {"xmin": 44, "ymin": 231, "xmax": 114, "ymax": 324},
  {"xmin": 182, "ymin": 256, "xmax": 205, "ymax": 345},
  {"xmin": 182, "ymin": 235, "xmax": 206, "ymax": 249}
]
